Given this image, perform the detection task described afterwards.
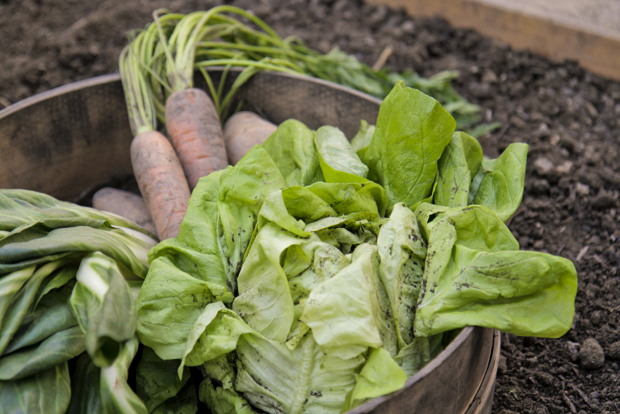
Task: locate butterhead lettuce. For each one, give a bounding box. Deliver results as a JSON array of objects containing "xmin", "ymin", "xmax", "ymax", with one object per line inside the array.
[{"xmin": 135, "ymin": 80, "xmax": 577, "ymax": 413}]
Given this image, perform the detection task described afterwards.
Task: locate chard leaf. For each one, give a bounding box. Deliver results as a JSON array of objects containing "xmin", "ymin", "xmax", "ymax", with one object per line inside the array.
[
  {"xmin": 314, "ymin": 126, "xmax": 369, "ymax": 183},
  {"xmin": 136, "ymin": 347, "xmax": 196, "ymax": 413},
  {"xmin": 0, "ymin": 362, "xmax": 71, "ymax": 414},
  {"xmin": 100, "ymin": 338, "xmax": 147, "ymax": 414},
  {"xmin": 362, "ymin": 81, "xmax": 456, "ymax": 209},
  {"xmin": 0, "ymin": 266, "xmax": 35, "ymax": 330},
  {"xmin": 0, "ymin": 226, "xmax": 151, "ymax": 278},
  {"xmin": 0, "ymin": 326, "xmax": 85, "ymax": 380},
  {"xmin": 414, "ymin": 205, "xmax": 578, "ymax": 337},
  {"xmin": 34, "ymin": 264, "xmax": 78, "ymax": 307},
  {"xmin": 69, "ymin": 252, "xmax": 138, "ymax": 368},
  {"xmin": 0, "ymin": 189, "xmax": 155, "ymax": 238},
  {"xmin": 469, "ymin": 143, "xmax": 528, "ymax": 222},
  {"xmin": 261, "ymin": 119, "xmax": 323, "ymax": 186},
  {"xmin": 350, "ymin": 120, "xmax": 375, "ymax": 154},
  {"xmin": 66, "ymin": 354, "xmax": 103, "ymax": 414},
  {"xmin": 6, "ymin": 293, "xmax": 77, "ymax": 354},
  {"xmin": 435, "ymin": 132, "xmax": 483, "ymax": 208},
  {"xmin": 0, "ymin": 258, "xmax": 76, "ymax": 355}
]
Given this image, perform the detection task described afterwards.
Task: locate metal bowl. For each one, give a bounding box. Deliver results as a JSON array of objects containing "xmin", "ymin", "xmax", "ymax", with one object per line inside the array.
[{"xmin": 0, "ymin": 71, "xmax": 500, "ymax": 414}]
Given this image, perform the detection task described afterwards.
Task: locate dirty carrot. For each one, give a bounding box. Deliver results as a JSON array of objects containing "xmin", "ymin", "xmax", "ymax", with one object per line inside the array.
[
  {"xmin": 130, "ymin": 130, "xmax": 190, "ymax": 240},
  {"xmin": 151, "ymin": 9, "xmax": 235, "ymax": 188},
  {"xmin": 119, "ymin": 29, "xmax": 190, "ymax": 240},
  {"xmin": 92, "ymin": 187, "xmax": 157, "ymax": 235},
  {"xmin": 165, "ymin": 88, "xmax": 227, "ymax": 188},
  {"xmin": 223, "ymin": 111, "xmax": 277, "ymax": 165}
]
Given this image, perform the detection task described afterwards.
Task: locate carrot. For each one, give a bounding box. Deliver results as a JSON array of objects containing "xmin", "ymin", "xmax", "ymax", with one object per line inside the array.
[
  {"xmin": 223, "ymin": 111, "xmax": 277, "ymax": 165},
  {"xmin": 130, "ymin": 131, "xmax": 190, "ymax": 240},
  {"xmin": 165, "ymin": 88, "xmax": 228, "ymax": 188},
  {"xmin": 92, "ymin": 187, "xmax": 157, "ymax": 236}
]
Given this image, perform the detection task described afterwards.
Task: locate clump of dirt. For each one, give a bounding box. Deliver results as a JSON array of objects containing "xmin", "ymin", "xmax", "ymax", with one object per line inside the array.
[{"xmin": 1, "ymin": 0, "xmax": 619, "ymax": 413}]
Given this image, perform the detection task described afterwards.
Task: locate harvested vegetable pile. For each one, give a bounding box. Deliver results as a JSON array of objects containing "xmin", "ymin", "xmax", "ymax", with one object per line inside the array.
[
  {"xmin": 0, "ymin": 191, "xmax": 156, "ymax": 411},
  {"xmin": 128, "ymin": 76, "xmax": 577, "ymax": 412},
  {"xmin": 3, "ymin": 1, "xmax": 619, "ymax": 412}
]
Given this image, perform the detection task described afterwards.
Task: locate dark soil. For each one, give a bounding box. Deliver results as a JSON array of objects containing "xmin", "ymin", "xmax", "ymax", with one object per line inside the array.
[{"xmin": 1, "ymin": 0, "xmax": 619, "ymax": 413}]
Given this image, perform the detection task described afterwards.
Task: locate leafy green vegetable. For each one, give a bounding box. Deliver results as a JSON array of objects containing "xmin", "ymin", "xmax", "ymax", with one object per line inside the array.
[
  {"xmin": 0, "ymin": 326, "xmax": 83, "ymax": 381},
  {"xmin": 261, "ymin": 120, "xmax": 323, "ymax": 187},
  {"xmin": 434, "ymin": 132, "xmax": 483, "ymax": 208},
  {"xmin": 315, "ymin": 126, "xmax": 369, "ymax": 183},
  {"xmin": 100, "ymin": 339, "xmax": 147, "ymax": 414},
  {"xmin": 469, "ymin": 143, "xmax": 528, "ymax": 222},
  {"xmin": 0, "ymin": 363, "xmax": 71, "ymax": 414},
  {"xmin": 362, "ymin": 81, "xmax": 456, "ymax": 210},
  {"xmin": 66, "ymin": 354, "xmax": 104, "ymax": 414},
  {"xmin": 0, "ymin": 189, "xmax": 155, "ymax": 413},
  {"xmin": 136, "ymin": 346, "xmax": 196, "ymax": 414},
  {"xmin": 343, "ymin": 347, "xmax": 407, "ymax": 411},
  {"xmin": 70, "ymin": 252, "xmax": 140, "ymax": 367},
  {"xmin": 413, "ymin": 204, "xmax": 577, "ymax": 337},
  {"xmin": 350, "ymin": 120, "xmax": 376, "ymax": 155},
  {"xmin": 121, "ymin": 81, "xmax": 576, "ymax": 414}
]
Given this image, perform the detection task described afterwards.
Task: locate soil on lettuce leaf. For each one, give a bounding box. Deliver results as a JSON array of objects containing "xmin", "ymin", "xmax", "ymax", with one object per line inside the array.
[{"xmin": 1, "ymin": 0, "xmax": 619, "ymax": 413}]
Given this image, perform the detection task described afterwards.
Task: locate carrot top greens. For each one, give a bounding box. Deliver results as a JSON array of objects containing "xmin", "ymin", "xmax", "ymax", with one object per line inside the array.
[{"xmin": 122, "ymin": 6, "xmax": 497, "ymax": 133}]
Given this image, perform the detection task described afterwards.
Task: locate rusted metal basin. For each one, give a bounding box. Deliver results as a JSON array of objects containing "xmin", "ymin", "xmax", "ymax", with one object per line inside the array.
[{"xmin": 0, "ymin": 71, "xmax": 500, "ymax": 414}]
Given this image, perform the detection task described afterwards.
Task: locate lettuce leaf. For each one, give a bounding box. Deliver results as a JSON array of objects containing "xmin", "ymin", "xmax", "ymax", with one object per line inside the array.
[
  {"xmin": 413, "ymin": 204, "xmax": 577, "ymax": 337},
  {"xmin": 362, "ymin": 81, "xmax": 456, "ymax": 209},
  {"xmin": 469, "ymin": 143, "xmax": 528, "ymax": 222},
  {"xmin": 434, "ymin": 132, "xmax": 483, "ymax": 208}
]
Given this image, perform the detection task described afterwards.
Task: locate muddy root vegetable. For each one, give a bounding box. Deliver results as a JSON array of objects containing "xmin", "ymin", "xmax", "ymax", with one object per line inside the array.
[
  {"xmin": 165, "ymin": 88, "xmax": 229, "ymax": 188},
  {"xmin": 92, "ymin": 187, "xmax": 157, "ymax": 235},
  {"xmin": 223, "ymin": 111, "xmax": 278, "ymax": 165},
  {"xmin": 130, "ymin": 131, "xmax": 191, "ymax": 240}
]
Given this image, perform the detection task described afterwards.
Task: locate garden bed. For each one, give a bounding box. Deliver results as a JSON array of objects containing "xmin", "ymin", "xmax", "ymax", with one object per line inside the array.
[{"xmin": 1, "ymin": 0, "xmax": 618, "ymax": 413}]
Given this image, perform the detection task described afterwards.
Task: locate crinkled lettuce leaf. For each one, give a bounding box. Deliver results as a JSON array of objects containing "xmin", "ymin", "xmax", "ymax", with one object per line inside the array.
[
  {"xmin": 261, "ymin": 119, "xmax": 324, "ymax": 187},
  {"xmin": 301, "ymin": 243, "xmax": 397, "ymax": 358},
  {"xmin": 434, "ymin": 132, "xmax": 483, "ymax": 208},
  {"xmin": 468, "ymin": 143, "xmax": 528, "ymax": 222},
  {"xmin": 342, "ymin": 347, "xmax": 407, "ymax": 411},
  {"xmin": 314, "ymin": 126, "xmax": 369, "ymax": 183},
  {"xmin": 376, "ymin": 203, "xmax": 426, "ymax": 350},
  {"xmin": 413, "ymin": 204, "xmax": 577, "ymax": 337},
  {"xmin": 350, "ymin": 120, "xmax": 375, "ymax": 155}
]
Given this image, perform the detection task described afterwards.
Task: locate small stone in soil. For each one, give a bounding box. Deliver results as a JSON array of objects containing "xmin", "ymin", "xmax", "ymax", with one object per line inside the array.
[
  {"xmin": 533, "ymin": 157, "xmax": 555, "ymax": 176},
  {"xmin": 576, "ymin": 182, "xmax": 590, "ymax": 196},
  {"xmin": 607, "ymin": 341, "xmax": 620, "ymax": 360},
  {"xmin": 578, "ymin": 337, "xmax": 605, "ymax": 369}
]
